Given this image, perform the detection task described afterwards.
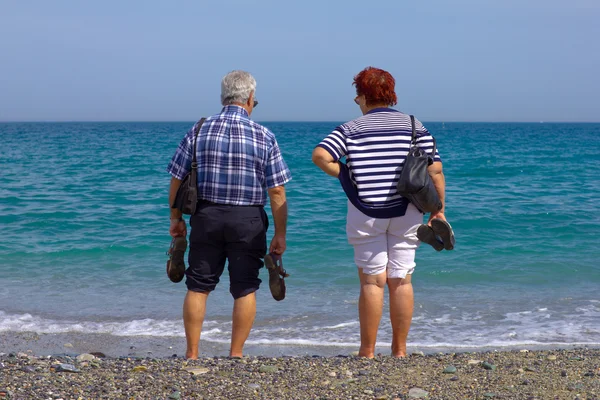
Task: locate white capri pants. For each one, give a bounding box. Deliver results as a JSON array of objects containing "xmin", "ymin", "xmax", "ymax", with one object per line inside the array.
[{"xmin": 346, "ymin": 201, "xmax": 422, "ymax": 279}]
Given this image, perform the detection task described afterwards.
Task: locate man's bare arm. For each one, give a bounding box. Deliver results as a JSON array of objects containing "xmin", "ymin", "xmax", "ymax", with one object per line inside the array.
[
  {"xmin": 168, "ymin": 176, "xmax": 186, "ymax": 237},
  {"xmin": 267, "ymin": 185, "xmax": 288, "ymax": 254}
]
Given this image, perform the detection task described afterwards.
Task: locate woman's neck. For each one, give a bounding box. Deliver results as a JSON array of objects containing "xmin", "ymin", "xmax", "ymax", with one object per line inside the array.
[{"xmin": 362, "ymin": 103, "xmax": 392, "ymax": 115}]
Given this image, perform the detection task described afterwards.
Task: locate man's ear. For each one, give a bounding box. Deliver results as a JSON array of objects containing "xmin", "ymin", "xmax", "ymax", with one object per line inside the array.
[{"xmin": 247, "ymin": 91, "xmax": 254, "ymax": 107}]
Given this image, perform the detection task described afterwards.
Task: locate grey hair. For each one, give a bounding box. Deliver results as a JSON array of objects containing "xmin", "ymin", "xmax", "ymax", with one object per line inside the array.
[{"xmin": 220, "ymin": 70, "xmax": 257, "ymax": 106}]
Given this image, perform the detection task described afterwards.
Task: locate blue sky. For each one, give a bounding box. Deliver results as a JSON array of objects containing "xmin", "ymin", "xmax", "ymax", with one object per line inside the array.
[{"xmin": 1, "ymin": 0, "xmax": 598, "ymax": 122}]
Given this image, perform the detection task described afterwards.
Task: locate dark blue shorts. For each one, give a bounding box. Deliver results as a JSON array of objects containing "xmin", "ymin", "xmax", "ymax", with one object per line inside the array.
[{"xmin": 186, "ymin": 202, "xmax": 268, "ymax": 299}]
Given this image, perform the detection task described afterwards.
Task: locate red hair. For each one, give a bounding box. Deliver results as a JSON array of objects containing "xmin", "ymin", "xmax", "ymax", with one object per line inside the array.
[{"xmin": 353, "ymin": 67, "xmax": 397, "ymax": 106}]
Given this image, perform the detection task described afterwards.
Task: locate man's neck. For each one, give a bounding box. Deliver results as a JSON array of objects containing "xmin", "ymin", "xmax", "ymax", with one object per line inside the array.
[{"xmin": 231, "ymin": 102, "xmax": 252, "ymax": 116}]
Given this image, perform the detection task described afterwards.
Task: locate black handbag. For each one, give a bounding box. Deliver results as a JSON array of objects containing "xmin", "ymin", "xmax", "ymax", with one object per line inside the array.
[
  {"xmin": 172, "ymin": 118, "xmax": 206, "ymax": 215},
  {"xmin": 396, "ymin": 115, "xmax": 442, "ymax": 213}
]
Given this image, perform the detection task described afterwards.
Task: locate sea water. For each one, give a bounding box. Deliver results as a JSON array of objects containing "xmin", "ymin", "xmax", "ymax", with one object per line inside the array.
[{"xmin": 1, "ymin": 121, "xmax": 599, "ymax": 353}]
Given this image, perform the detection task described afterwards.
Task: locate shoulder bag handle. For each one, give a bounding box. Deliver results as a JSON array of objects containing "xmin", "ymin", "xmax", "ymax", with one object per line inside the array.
[
  {"xmin": 191, "ymin": 118, "xmax": 206, "ymax": 169},
  {"xmin": 410, "ymin": 115, "xmax": 437, "ymax": 164}
]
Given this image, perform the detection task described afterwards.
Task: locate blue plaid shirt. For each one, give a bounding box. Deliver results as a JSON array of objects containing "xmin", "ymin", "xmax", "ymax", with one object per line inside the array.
[{"xmin": 167, "ymin": 105, "xmax": 292, "ymax": 206}]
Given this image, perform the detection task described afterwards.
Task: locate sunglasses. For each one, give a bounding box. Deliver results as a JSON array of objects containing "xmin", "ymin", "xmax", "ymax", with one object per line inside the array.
[{"xmin": 253, "ymin": 100, "xmax": 259, "ymax": 108}]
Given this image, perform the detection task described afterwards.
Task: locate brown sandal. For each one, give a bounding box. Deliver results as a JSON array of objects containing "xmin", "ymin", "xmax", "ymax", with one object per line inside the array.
[
  {"xmin": 166, "ymin": 237, "xmax": 187, "ymax": 283},
  {"xmin": 264, "ymin": 253, "xmax": 289, "ymax": 301}
]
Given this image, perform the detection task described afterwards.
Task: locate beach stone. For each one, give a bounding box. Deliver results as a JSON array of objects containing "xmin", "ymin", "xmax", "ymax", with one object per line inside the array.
[
  {"xmin": 524, "ymin": 367, "xmax": 537, "ymax": 373},
  {"xmin": 467, "ymin": 359, "xmax": 482, "ymax": 365},
  {"xmin": 0, "ymin": 391, "xmax": 13, "ymax": 400},
  {"xmin": 519, "ymin": 349, "xmax": 529, "ymax": 353},
  {"xmin": 55, "ymin": 363, "xmax": 80, "ymax": 373},
  {"xmin": 248, "ymin": 383, "xmax": 260, "ymax": 390},
  {"xmin": 20, "ymin": 366, "xmax": 36, "ymax": 373},
  {"xmin": 412, "ymin": 351, "xmax": 425, "ymax": 357},
  {"xmin": 364, "ymin": 390, "xmax": 374, "ymax": 395},
  {"xmin": 450, "ymin": 376, "xmax": 459, "ymax": 381},
  {"xmin": 546, "ymin": 355, "xmax": 557, "ymax": 361},
  {"xmin": 568, "ymin": 383, "xmax": 584, "ymax": 391},
  {"xmin": 408, "ymin": 387, "xmax": 429, "ymax": 398},
  {"xmin": 17, "ymin": 352, "xmax": 29, "ymax": 359},
  {"xmin": 183, "ymin": 367, "xmax": 209, "ymax": 375},
  {"xmin": 569, "ymin": 356, "xmax": 583, "ymax": 361},
  {"xmin": 89, "ymin": 352, "xmax": 106, "ymax": 358},
  {"xmin": 482, "ymin": 362, "xmax": 496, "ymax": 371},
  {"xmin": 327, "ymin": 371, "xmax": 336, "ymax": 377},
  {"xmin": 320, "ymin": 380, "xmax": 330, "ymax": 387},
  {"xmin": 483, "ymin": 393, "xmax": 496, "ymax": 398},
  {"xmin": 358, "ymin": 369, "xmax": 370, "ymax": 376},
  {"xmin": 259, "ymin": 365, "xmax": 278, "ymax": 373},
  {"xmin": 584, "ymin": 371, "xmax": 595, "ymax": 377},
  {"xmin": 168, "ymin": 391, "xmax": 181, "ymax": 400},
  {"xmin": 76, "ymin": 354, "xmax": 96, "ymax": 362},
  {"xmin": 350, "ymin": 351, "xmax": 359, "ymax": 356},
  {"xmin": 63, "ymin": 343, "xmax": 73, "ymax": 348},
  {"xmin": 560, "ymin": 370, "xmax": 567, "ymax": 377},
  {"xmin": 132, "ymin": 366, "xmax": 147, "ymax": 372},
  {"xmin": 443, "ymin": 365, "xmax": 457, "ymax": 374}
]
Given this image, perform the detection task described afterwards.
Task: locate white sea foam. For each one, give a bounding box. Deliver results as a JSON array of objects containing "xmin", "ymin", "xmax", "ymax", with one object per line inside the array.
[{"xmin": 2, "ymin": 300, "xmax": 600, "ymax": 350}]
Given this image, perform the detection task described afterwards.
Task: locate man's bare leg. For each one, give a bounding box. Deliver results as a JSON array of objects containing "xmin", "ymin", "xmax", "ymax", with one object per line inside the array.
[
  {"xmin": 183, "ymin": 290, "xmax": 209, "ymax": 359},
  {"xmin": 358, "ymin": 269, "xmax": 387, "ymax": 358},
  {"xmin": 230, "ymin": 292, "xmax": 256, "ymax": 358},
  {"xmin": 388, "ymin": 274, "xmax": 414, "ymax": 358}
]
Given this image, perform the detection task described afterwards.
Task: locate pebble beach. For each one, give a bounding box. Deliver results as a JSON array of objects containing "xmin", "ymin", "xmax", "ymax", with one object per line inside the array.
[{"xmin": 1, "ymin": 344, "xmax": 599, "ymax": 399}]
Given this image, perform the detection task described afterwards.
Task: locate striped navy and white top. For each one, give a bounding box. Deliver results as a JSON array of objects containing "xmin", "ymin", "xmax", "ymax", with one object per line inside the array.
[{"xmin": 318, "ymin": 108, "xmax": 441, "ymax": 210}]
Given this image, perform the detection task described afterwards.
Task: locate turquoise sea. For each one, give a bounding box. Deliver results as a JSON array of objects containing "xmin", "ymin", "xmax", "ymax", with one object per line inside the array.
[{"xmin": 1, "ymin": 121, "xmax": 599, "ymax": 354}]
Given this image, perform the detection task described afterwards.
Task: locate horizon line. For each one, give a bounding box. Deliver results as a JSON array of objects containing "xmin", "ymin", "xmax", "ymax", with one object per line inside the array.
[{"xmin": 1, "ymin": 120, "xmax": 599, "ymax": 124}]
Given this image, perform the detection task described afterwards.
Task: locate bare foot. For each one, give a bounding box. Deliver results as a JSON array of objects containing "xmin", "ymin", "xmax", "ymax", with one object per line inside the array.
[
  {"xmin": 392, "ymin": 345, "xmax": 407, "ymax": 358},
  {"xmin": 358, "ymin": 350, "xmax": 375, "ymax": 358}
]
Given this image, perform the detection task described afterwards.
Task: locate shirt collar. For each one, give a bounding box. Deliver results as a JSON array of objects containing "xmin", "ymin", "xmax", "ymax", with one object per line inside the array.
[
  {"xmin": 366, "ymin": 107, "xmax": 398, "ymax": 114},
  {"xmin": 221, "ymin": 105, "xmax": 249, "ymax": 117}
]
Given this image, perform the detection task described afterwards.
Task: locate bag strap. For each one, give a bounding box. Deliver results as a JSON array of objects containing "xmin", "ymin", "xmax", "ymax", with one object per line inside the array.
[
  {"xmin": 409, "ymin": 115, "xmax": 417, "ymax": 145},
  {"xmin": 191, "ymin": 118, "xmax": 206, "ymax": 169},
  {"xmin": 409, "ymin": 114, "xmax": 437, "ymax": 164}
]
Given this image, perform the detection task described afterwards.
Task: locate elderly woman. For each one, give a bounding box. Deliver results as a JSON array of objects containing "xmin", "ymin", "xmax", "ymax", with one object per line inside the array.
[{"xmin": 312, "ymin": 67, "xmax": 448, "ymax": 358}]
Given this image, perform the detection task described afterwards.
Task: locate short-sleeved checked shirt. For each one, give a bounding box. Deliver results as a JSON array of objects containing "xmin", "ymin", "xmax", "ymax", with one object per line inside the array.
[{"xmin": 167, "ymin": 105, "xmax": 291, "ymax": 206}]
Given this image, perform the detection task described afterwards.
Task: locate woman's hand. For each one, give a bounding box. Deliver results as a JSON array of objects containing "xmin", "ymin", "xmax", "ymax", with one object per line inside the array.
[{"xmin": 427, "ymin": 211, "xmax": 446, "ymax": 225}]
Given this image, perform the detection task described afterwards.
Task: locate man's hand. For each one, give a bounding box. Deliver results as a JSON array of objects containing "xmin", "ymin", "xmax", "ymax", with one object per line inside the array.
[
  {"xmin": 169, "ymin": 220, "xmax": 187, "ymax": 238},
  {"xmin": 269, "ymin": 234, "xmax": 286, "ymax": 255}
]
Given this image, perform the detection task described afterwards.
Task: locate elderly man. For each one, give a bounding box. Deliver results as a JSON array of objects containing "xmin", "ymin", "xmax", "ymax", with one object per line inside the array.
[{"xmin": 167, "ymin": 70, "xmax": 291, "ymax": 359}]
